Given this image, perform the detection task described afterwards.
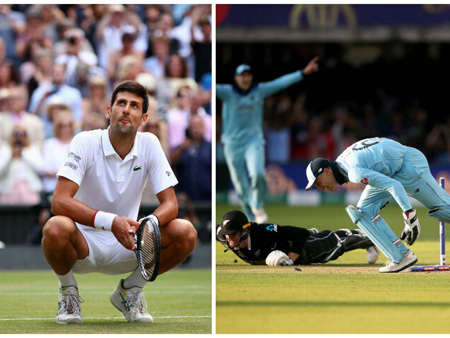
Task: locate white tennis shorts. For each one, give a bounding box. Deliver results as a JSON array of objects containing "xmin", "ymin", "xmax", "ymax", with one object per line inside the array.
[{"xmin": 73, "ymin": 224, "xmax": 138, "ymax": 275}]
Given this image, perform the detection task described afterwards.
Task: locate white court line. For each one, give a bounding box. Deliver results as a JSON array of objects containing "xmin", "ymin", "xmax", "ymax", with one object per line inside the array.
[
  {"xmin": 0, "ymin": 290, "xmax": 210, "ymax": 296},
  {"xmin": 0, "ymin": 315, "xmax": 211, "ymax": 321}
]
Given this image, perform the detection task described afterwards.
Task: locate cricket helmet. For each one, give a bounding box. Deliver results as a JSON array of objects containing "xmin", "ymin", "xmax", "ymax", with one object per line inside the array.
[{"xmin": 218, "ymin": 210, "xmax": 251, "ymax": 238}]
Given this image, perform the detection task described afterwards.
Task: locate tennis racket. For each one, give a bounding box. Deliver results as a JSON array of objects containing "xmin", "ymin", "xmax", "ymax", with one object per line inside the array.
[{"xmin": 135, "ymin": 217, "xmax": 161, "ymax": 282}]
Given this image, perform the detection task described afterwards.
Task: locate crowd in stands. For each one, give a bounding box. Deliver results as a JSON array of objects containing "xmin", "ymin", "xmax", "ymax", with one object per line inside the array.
[
  {"xmin": 0, "ymin": 4, "xmax": 212, "ymax": 244},
  {"xmin": 263, "ymin": 86, "xmax": 450, "ymax": 165}
]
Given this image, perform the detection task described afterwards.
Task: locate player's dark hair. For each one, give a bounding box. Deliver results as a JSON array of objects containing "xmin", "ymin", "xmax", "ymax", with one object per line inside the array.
[{"xmin": 110, "ymin": 80, "xmax": 149, "ymax": 115}]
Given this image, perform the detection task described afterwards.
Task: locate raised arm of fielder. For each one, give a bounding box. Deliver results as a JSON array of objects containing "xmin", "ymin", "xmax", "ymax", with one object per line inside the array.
[
  {"xmin": 258, "ymin": 56, "xmax": 319, "ymax": 98},
  {"xmin": 216, "ymin": 57, "xmax": 319, "ymax": 100}
]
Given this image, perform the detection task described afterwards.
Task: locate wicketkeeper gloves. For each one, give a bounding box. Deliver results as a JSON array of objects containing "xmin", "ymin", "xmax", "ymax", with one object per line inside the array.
[
  {"xmin": 401, "ymin": 209, "xmax": 420, "ymax": 246},
  {"xmin": 266, "ymin": 250, "xmax": 294, "ymax": 266}
]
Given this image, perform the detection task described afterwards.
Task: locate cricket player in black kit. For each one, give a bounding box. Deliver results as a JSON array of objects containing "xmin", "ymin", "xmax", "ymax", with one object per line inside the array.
[{"xmin": 217, "ymin": 210, "xmax": 379, "ymax": 266}]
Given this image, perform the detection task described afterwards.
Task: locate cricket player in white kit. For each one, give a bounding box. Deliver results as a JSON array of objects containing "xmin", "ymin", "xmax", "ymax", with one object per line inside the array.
[
  {"xmin": 41, "ymin": 81, "xmax": 197, "ymax": 324},
  {"xmin": 305, "ymin": 137, "xmax": 450, "ymax": 273}
]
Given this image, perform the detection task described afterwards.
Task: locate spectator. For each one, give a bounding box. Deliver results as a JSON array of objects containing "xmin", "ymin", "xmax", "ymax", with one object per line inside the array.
[
  {"xmin": 306, "ymin": 115, "xmax": 335, "ymax": 160},
  {"xmin": 114, "ymin": 55, "xmax": 143, "ymax": 85},
  {"xmin": 28, "ymin": 63, "xmax": 83, "ymax": 126},
  {"xmin": 39, "ymin": 4, "xmax": 66, "ymax": 43},
  {"xmin": 0, "ymin": 4, "xmax": 26, "ymax": 64},
  {"xmin": 107, "ymin": 31, "xmax": 143, "ymax": 81},
  {"xmin": 171, "ymin": 114, "xmax": 211, "ymax": 202},
  {"xmin": 0, "ymin": 60, "xmax": 20, "ymax": 89},
  {"xmin": 16, "ymin": 6, "xmax": 52, "ymax": 60},
  {"xmin": 0, "ymin": 124, "xmax": 44, "ymax": 205},
  {"xmin": 82, "ymin": 75, "xmax": 109, "ymax": 120},
  {"xmin": 0, "ymin": 86, "xmax": 45, "ymax": 148},
  {"xmin": 42, "ymin": 98, "xmax": 75, "ymax": 138},
  {"xmin": 167, "ymin": 86, "xmax": 211, "ymax": 149},
  {"xmin": 171, "ymin": 5, "xmax": 210, "ymax": 78},
  {"xmin": 95, "ymin": 4, "xmax": 143, "ymax": 69},
  {"xmin": 190, "ymin": 7, "xmax": 211, "ymax": 82},
  {"xmin": 0, "ymin": 88, "xmax": 9, "ymax": 112},
  {"xmin": 55, "ymin": 27, "xmax": 98, "ymax": 85},
  {"xmin": 77, "ymin": 5, "xmax": 108, "ymax": 56},
  {"xmin": 143, "ymin": 5, "xmax": 162, "ymax": 40},
  {"xmin": 150, "ymin": 12, "xmax": 180, "ymax": 56},
  {"xmin": 156, "ymin": 53, "xmax": 197, "ymax": 118},
  {"xmin": 143, "ymin": 35, "xmax": 170, "ymax": 79},
  {"xmin": 265, "ymin": 93, "xmax": 292, "ymax": 164},
  {"xmin": 52, "ymin": 18, "xmax": 76, "ymax": 58},
  {"xmin": 42, "ymin": 111, "xmax": 74, "ymax": 200},
  {"xmin": 0, "ymin": 37, "xmax": 6, "ymax": 66},
  {"xmin": 139, "ymin": 114, "xmax": 171, "ymax": 206},
  {"xmin": 24, "ymin": 48, "xmax": 53, "ymax": 99},
  {"xmin": 20, "ymin": 42, "xmax": 49, "ymax": 87},
  {"xmin": 141, "ymin": 114, "xmax": 170, "ymax": 159}
]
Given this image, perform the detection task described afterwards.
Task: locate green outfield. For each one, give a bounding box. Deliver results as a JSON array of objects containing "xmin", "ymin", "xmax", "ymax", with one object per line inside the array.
[
  {"xmin": 216, "ymin": 203, "xmax": 450, "ymax": 334},
  {"xmin": 0, "ymin": 269, "xmax": 211, "ymax": 334}
]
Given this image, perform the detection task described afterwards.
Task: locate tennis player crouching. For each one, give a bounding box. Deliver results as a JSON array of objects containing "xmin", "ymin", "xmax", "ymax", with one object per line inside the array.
[{"xmin": 41, "ymin": 81, "xmax": 197, "ymax": 324}]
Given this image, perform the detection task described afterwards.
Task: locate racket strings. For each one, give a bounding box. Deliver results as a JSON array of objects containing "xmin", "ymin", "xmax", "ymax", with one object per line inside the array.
[{"xmin": 140, "ymin": 223, "xmax": 157, "ymax": 278}]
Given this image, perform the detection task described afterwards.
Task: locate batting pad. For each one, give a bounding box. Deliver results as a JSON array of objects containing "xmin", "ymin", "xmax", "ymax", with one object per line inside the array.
[{"xmin": 346, "ymin": 205, "xmax": 406, "ymax": 263}]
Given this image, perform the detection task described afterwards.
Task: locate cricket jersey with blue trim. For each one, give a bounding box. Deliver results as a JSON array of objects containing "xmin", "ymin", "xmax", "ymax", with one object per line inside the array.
[{"xmin": 217, "ymin": 70, "xmax": 303, "ymax": 146}]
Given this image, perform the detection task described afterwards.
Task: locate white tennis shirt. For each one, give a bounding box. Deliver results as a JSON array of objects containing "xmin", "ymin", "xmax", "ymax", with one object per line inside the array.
[{"xmin": 57, "ymin": 128, "xmax": 178, "ymax": 225}]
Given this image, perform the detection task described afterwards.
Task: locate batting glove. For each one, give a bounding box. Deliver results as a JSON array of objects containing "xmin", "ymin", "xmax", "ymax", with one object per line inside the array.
[
  {"xmin": 266, "ymin": 250, "xmax": 294, "ymax": 266},
  {"xmin": 400, "ymin": 209, "xmax": 420, "ymax": 246}
]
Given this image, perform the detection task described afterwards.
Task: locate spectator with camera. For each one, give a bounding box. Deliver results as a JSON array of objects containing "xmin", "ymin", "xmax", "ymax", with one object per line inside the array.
[
  {"xmin": 0, "ymin": 124, "xmax": 44, "ymax": 205},
  {"xmin": 54, "ymin": 28, "xmax": 98, "ymax": 86}
]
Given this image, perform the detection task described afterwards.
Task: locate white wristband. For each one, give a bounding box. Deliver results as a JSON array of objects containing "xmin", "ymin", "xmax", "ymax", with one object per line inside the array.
[{"xmin": 93, "ymin": 211, "xmax": 117, "ymax": 231}]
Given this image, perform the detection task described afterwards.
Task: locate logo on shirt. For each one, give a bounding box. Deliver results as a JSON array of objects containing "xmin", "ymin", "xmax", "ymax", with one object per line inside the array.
[
  {"xmin": 266, "ymin": 224, "xmax": 278, "ymax": 232},
  {"xmin": 68, "ymin": 152, "xmax": 81, "ymax": 162},
  {"xmin": 133, "ymin": 166, "xmax": 142, "ymax": 172},
  {"xmin": 64, "ymin": 162, "xmax": 78, "ymax": 170},
  {"xmin": 166, "ymin": 171, "xmax": 171, "ymax": 176},
  {"xmin": 360, "ymin": 177, "xmax": 369, "ymax": 185},
  {"xmin": 352, "ymin": 140, "xmax": 380, "ymax": 151}
]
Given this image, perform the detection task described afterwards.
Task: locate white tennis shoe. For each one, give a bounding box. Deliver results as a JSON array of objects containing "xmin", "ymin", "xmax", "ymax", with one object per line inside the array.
[
  {"xmin": 252, "ymin": 208, "xmax": 268, "ymax": 224},
  {"xmin": 379, "ymin": 249, "xmax": 417, "ymax": 273},
  {"xmin": 366, "ymin": 246, "xmax": 380, "ymax": 264},
  {"xmin": 56, "ymin": 285, "xmax": 83, "ymax": 324},
  {"xmin": 110, "ymin": 279, "xmax": 153, "ymax": 323}
]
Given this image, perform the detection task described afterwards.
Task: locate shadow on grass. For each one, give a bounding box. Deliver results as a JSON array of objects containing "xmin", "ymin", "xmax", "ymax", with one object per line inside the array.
[
  {"xmin": 217, "ymin": 263, "xmax": 381, "ymax": 267},
  {"xmin": 217, "ymin": 300, "xmax": 450, "ymax": 307}
]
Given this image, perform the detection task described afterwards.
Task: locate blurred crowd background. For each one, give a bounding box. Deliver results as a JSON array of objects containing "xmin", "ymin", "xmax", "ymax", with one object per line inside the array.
[{"xmin": 0, "ymin": 4, "xmax": 211, "ymax": 245}]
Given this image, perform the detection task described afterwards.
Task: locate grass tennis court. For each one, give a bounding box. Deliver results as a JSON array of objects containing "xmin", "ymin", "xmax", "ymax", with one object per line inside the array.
[
  {"xmin": 0, "ymin": 269, "xmax": 211, "ymax": 334},
  {"xmin": 216, "ymin": 203, "xmax": 450, "ymax": 334}
]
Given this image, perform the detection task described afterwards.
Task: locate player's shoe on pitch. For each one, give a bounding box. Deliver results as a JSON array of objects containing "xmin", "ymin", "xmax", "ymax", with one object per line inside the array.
[
  {"xmin": 110, "ymin": 279, "xmax": 153, "ymax": 323},
  {"xmin": 56, "ymin": 285, "xmax": 83, "ymax": 324},
  {"xmin": 366, "ymin": 246, "xmax": 380, "ymax": 264},
  {"xmin": 308, "ymin": 228, "xmax": 319, "ymax": 234},
  {"xmin": 379, "ymin": 250, "xmax": 418, "ymax": 273},
  {"xmin": 252, "ymin": 208, "xmax": 268, "ymax": 224}
]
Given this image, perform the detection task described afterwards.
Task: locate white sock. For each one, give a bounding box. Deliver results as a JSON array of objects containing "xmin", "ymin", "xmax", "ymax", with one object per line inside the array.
[
  {"xmin": 123, "ymin": 268, "xmax": 148, "ymax": 289},
  {"xmin": 55, "ymin": 270, "xmax": 77, "ymax": 288}
]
